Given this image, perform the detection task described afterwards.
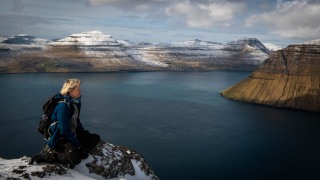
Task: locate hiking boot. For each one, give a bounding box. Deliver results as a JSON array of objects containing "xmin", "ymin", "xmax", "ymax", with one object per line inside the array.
[
  {"xmin": 29, "ymin": 154, "xmax": 45, "ymax": 164},
  {"xmin": 57, "ymin": 153, "xmax": 75, "ymax": 169},
  {"xmin": 44, "ymin": 151, "xmax": 57, "ymax": 163},
  {"xmin": 79, "ymin": 147, "xmax": 89, "ymax": 159}
]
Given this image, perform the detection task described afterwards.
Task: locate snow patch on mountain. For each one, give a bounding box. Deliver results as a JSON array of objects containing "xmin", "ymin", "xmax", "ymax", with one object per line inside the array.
[
  {"xmin": 304, "ymin": 39, "xmax": 320, "ymax": 45},
  {"xmin": 173, "ymin": 39, "xmax": 223, "ymax": 47},
  {"xmin": 126, "ymin": 46, "xmax": 169, "ymax": 67},
  {"xmin": 117, "ymin": 40, "xmax": 135, "ymax": 46},
  {"xmin": 223, "ymin": 38, "xmax": 270, "ymax": 52},
  {"xmin": 49, "ymin": 31, "xmax": 118, "ymax": 46}
]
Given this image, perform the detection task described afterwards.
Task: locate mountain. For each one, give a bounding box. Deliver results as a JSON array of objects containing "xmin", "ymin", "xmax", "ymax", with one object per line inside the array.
[
  {"xmin": 223, "ymin": 38, "xmax": 270, "ymax": 54},
  {"xmin": 0, "ymin": 31, "xmax": 271, "ymax": 73},
  {"xmin": 124, "ymin": 38, "xmax": 270, "ymax": 71},
  {"xmin": 48, "ymin": 31, "xmax": 117, "ymax": 46},
  {"xmin": 1, "ymin": 34, "xmax": 50, "ymax": 45},
  {"xmin": 173, "ymin": 39, "xmax": 223, "ymax": 47},
  {"xmin": 0, "ymin": 140, "xmax": 158, "ymax": 180},
  {"xmin": 221, "ymin": 40, "xmax": 320, "ymax": 112}
]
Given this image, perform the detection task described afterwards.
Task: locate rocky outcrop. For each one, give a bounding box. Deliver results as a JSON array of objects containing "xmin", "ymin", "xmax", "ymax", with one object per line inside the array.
[
  {"xmin": 0, "ymin": 141, "xmax": 158, "ymax": 180},
  {"xmin": 0, "ymin": 31, "xmax": 271, "ymax": 73},
  {"xmin": 221, "ymin": 42, "xmax": 320, "ymax": 112}
]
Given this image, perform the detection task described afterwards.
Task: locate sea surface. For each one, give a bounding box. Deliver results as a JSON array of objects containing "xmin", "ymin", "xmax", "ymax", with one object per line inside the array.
[{"xmin": 0, "ymin": 71, "xmax": 320, "ymax": 180}]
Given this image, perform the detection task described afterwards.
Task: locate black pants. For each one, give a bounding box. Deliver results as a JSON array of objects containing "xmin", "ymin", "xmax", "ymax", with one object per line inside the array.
[
  {"xmin": 77, "ymin": 132, "xmax": 101, "ymax": 151},
  {"xmin": 55, "ymin": 140, "xmax": 81, "ymax": 166},
  {"xmin": 55, "ymin": 132, "xmax": 100, "ymax": 166}
]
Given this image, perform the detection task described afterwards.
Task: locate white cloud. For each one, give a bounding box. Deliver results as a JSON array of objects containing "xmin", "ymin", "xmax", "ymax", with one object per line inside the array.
[
  {"xmin": 245, "ymin": 0, "xmax": 320, "ymax": 39},
  {"xmin": 85, "ymin": 0, "xmax": 245, "ymax": 28},
  {"xmin": 165, "ymin": 1, "xmax": 245, "ymax": 28},
  {"xmin": 85, "ymin": 0, "xmax": 171, "ymax": 11}
]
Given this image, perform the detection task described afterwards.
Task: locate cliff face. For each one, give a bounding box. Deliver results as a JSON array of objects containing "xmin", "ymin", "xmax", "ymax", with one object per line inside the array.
[{"xmin": 221, "ymin": 43, "xmax": 320, "ymax": 112}]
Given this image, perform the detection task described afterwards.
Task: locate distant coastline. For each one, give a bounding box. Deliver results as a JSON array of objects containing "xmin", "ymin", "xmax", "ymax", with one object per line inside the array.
[{"xmin": 0, "ymin": 31, "xmax": 271, "ymax": 73}]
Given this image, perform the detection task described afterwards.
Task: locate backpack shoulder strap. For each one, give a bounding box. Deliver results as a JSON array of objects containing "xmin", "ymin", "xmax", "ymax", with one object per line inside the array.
[{"xmin": 58, "ymin": 99, "xmax": 70, "ymax": 108}]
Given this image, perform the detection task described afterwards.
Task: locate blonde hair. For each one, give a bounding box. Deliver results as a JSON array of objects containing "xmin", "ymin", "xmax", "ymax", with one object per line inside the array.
[{"xmin": 60, "ymin": 78, "xmax": 81, "ymax": 95}]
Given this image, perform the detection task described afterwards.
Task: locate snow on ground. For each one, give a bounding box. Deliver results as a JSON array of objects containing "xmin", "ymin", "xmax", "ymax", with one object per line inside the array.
[
  {"xmin": 0, "ymin": 156, "xmax": 96, "ymax": 180},
  {"xmin": 0, "ymin": 155, "xmax": 154, "ymax": 180},
  {"xmin": 0, "ymin": 141, "xmax": 158, "ymax": 180}
]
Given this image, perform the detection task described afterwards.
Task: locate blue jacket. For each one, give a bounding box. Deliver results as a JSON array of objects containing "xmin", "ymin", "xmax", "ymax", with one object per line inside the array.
[{"xmin": 47, "ymin": 94, "xmax": 85, "ymax": 148}]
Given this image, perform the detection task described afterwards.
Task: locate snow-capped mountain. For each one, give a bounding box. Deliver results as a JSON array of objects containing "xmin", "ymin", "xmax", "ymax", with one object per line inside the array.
[
  {"xmin": 1, "ymin": 34, "xmax": 50, "ymax": 45},
  {"xmin": 46, "ymin": 31, "xmax": 136, "ymax": 67},
  {"xmin": 49, "ymin": 31, "xmax": 118, "ymax": 46},
  {"xmin": 124, "ymin": 37, "xmax": 271, "ymax": 71},
  {"xmin": 223, "ymin": 38, "xmax": 270, "ymax": 54},
  {"xmin": 0, "ymin": 31, "xmax": 273, "ymax": 73}
]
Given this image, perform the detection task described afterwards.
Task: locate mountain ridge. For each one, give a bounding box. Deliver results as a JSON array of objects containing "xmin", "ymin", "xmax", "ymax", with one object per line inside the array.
[
  {"xmin": 0, "ymin": 30, "xmax": 280, "ymax": 73},
  {"xmin": 0, "ymin": 31, "xmax": 276, "ymax": 51}
]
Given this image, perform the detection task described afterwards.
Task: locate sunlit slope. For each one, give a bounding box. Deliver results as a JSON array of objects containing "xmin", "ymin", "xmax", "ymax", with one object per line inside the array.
[{"xmin": 221, "ymin": 41, "xmax": 320, "ymax": 112}]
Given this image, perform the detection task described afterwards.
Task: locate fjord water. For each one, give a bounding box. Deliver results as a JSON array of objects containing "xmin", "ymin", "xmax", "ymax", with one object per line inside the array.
[{"xmin": 1, "ymin": 71, "xmax": 320, "ymax": 179}]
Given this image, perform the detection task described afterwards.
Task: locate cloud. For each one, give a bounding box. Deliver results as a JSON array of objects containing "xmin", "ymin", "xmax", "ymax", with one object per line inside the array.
[
  {"xmin": 245, "ymin": 0, "xmax": 320, "ymax": 39},
  {"xmin": 11, "ymin": 0, "xmax": 24, "ymax": 12},
  {"xmin": 85, "ymin": 0, "xmax": 170, "ymax": 11},
  {"xmin": 85, "ymin": 0, "xmax": 245, "ymax": 28},
  {"xmin": 166, "ymin": 1, "xmax": 245, "ymax": 28}
]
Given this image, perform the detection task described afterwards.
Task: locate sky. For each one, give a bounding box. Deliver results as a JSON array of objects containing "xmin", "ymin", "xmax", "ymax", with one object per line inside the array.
[{"xmin": 0, "ymin": 0, "xmax": 319, "ymax": 47}]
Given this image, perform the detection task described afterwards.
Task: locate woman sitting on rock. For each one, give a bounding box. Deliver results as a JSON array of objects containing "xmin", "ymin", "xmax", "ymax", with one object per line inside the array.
[{"xmin": 31, "ymin": 78, "xmax": 100, "ymax": 168}]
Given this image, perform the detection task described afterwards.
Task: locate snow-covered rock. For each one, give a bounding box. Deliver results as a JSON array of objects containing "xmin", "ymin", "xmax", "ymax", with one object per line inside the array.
[
  {"xmin": 304, "ymin": 39, "xmax": 320, "ymax": 45},
  {"xmin": 0, "ymin": 141, "xmax": 158, "ymax": 180}
]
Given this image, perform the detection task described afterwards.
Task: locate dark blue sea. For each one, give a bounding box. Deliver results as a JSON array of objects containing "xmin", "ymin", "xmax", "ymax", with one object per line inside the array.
[{"xmin": 1, "ymin": 71, "xmax": 320, "ymax": 180}]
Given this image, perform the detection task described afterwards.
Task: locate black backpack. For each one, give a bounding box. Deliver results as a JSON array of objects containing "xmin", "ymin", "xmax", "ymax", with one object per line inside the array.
[{"xmin": 38, "ymin": 95, "xmax": 67, "ymax": 141}]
